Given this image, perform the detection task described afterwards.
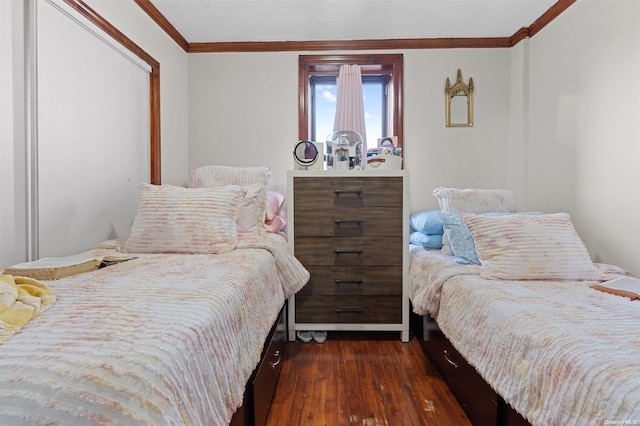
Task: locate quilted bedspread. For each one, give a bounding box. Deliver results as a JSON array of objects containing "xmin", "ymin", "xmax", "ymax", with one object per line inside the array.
[
  {"xmin": 0, "ymin": 234, "xmax": 309, "ymax": 425},
  {"xmin": 409, "ymin": 248, "xmax": 640, "ymax": 425}
]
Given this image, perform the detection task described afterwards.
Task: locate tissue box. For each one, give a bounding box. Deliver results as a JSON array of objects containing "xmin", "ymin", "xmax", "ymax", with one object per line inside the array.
[{"xmin": 366, "ymin": 154, "xmax": 402, "ymax": 170}]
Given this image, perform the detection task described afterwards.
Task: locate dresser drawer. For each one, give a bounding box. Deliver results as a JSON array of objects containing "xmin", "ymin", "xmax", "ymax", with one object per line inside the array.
[
  {"xmin": 295, "ymin": 295, "xmax": 402, "ymax": 323},
  {"xmin": 294, "ymin": 236, "xmax": 402, "ymax": 266},
  {"xmin": 294, "ymin": 206, "xmax": 402, "ymax": 237},
  {"xmin": 298, "ymin": 265, "xmax": 402, "ymax": 296},
  {"xmin": 293, "ymin": 177, "xmax": 403, "ymax": 207}
]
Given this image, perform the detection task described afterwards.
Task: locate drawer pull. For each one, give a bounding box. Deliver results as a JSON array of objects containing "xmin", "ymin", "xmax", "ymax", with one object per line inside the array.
[
  {"xmin": 269, "ymin": 350, "xmax": 281, "ymax": 369},
  {"xmin": 443, "ymin": 350, "xmax": 459, "ymax": 369},
  {"xmin": 334, "ymin": 279, "xmax": 363, "ymax": 285},
  {"xmin": 334, "ymin": 219, "xmax": 363, "ymax": 226},
  {"xmin": 333, "ymin": 190, "xmax": 362, "ymax": 197},
  {"xmin": 335, "ymin": 308, "xmax": 364, "ymax": 314},
  {"xmin": 334, "ymin": 249, "xmax": 363, "ymax": 255}
]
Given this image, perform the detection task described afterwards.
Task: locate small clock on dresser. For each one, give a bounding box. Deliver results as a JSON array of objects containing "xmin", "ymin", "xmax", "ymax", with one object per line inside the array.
[{"xmin": 287, "ymin": 170, "xmax": 410, "ymax": 342}]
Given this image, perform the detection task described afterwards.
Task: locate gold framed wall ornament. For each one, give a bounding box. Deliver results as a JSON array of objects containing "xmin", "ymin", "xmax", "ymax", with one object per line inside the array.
[{"xmin": 445, "ymin": 69, "xmax": 474, "ymax": 127}]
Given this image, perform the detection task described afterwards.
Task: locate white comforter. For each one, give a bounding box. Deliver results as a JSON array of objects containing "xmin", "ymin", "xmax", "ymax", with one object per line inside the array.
[
  {"xmin": 0, "ymin": 234, "xmax": 309, "ymax": 425},
  {"xmin": 409, "ymin": 248, "xmax": 640, "ymax": 426}
]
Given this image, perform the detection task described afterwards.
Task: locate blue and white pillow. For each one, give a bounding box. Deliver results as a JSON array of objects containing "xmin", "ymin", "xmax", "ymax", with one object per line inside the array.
[
  {"xmin": 409, "ymin": 210, "xmax": 444, "ymax": 235},
  {"xmin": 441, "ymin": 211, "xmax": 543, "ymax": 265},
  {"xmin": 440, "ymin": 212, "xmax": 479, "ymax": 265},
  {"xmin": 409, "ymin": 231, "xmax": 443, "ymax": 249}
]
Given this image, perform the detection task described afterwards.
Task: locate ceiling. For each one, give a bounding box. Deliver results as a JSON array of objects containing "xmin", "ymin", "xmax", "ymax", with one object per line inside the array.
[{"xmin": 147, "ymin": 0, "xmax": 559, "ymax": 44}]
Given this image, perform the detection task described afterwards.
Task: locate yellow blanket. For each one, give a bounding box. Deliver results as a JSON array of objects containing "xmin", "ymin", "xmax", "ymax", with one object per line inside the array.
[{"xmin": 0, "ymin": 274, "xmax": 56, "ymax": 344}]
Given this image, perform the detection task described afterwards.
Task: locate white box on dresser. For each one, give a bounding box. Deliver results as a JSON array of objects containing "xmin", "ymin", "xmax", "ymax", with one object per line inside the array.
[{"xmin": 287, "ymin": 170, "xmax": 410, "ymax": 342}]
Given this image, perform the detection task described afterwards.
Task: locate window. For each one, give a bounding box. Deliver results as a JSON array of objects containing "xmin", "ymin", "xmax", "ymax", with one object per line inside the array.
[
  {"xmin": 311, "ymin": 75, "xmax": 388, "ymax": 144},
  {"xmin": 299, "ymin": 54, "xmax": 403, "ymax": 150}
]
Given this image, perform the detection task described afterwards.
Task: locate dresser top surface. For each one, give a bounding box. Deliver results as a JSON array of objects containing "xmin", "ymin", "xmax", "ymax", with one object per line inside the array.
[{"xmin": 288, "ymin": 170, "xmax": 408, "ymax": 178}]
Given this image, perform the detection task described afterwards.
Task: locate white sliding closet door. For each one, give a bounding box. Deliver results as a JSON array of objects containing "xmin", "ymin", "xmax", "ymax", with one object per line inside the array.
[{"xmin": 37, "ymin": 0, "xmax": 150, "ymax": 257}]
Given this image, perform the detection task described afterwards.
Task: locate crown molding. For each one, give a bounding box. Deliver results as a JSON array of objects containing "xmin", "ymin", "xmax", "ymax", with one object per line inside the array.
[
  {"xmin": 188, "ymin": 37, "xmax": 512, "ymax": 53},
  {"xmin": 528, "ymin": 0, "xmax": 576, "ymax": 38},
  {"xmin": 134, "ymin": 0, "xmax": 189, "ymax": 52},
  {"xmin": 136, "ymin": 0, "xmax": 575, "ymax": 53}
]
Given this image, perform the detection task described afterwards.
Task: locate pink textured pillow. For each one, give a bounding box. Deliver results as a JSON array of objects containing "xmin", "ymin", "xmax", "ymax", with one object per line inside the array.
[
  {"xmin": 463, "ymin": 212, "xmax": 605, "ymax": 281},
  {"xmin": 265, "ymin": 191, "xmax": 286, "ymax": 221},
  {"xmin": 125, "ymin": 184, "xmax": 245, "ymax": 254},
  {"xmin": 264, "ymin": 215, "xmax": 287, "ymax": 234},
  {"xmin": 189, "ymin": 165, "xmax": 271, "ymax": 237},
  {"xmin": 433, "ymin": 187, "xmax": 517, "ymax": 214}
]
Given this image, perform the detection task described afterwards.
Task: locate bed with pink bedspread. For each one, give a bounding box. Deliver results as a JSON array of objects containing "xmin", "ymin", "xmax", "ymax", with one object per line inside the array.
[
  {"xmin": 410, "ymin": 248, "xmax": 640, "ymax": 425},
  {"xmin": 0, "ymin": 234, "xmax": 308, "ymax": 425},
  {"xmin": 1, "ymin": 166, "xmax": 309, "ymax": 425},
  {"xmin": 409, "ymin": 188, "xmax": 640, "ymax": 425},
  {"xmin": 411, "ymin": 225, "xmax": 640, "ymax": 424}
]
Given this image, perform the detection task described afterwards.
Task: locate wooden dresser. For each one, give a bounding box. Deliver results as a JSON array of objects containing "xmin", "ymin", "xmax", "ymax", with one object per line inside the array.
[{"xmin": 287, "ymin": 170, "xmax": 409, "ymax": 342}]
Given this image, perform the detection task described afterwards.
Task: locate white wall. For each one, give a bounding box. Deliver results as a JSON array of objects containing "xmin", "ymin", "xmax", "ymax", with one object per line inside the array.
[
  {"xmin": 0, "ymin": 0, "xmax": 28, "ymax": 268},
  {"xmin": 0, "ymin": 0, "xmax": 189, "ymax": 268},
  {"xmin": 188, "ymin": 52, "xmax": 299, "ymax": 192},
  {"xmin": 403, "ymin": 49, "xmax": 512, "ymax": 212},
  {"xmin": 37, "ymin": 0, "xmax": 152, "ymax": 257},
  {"xmin": 188, "ymin": 48, "xmax": 513, "ymax": 204},
  {"xmin": 84, "ymin": 0, "xmax": 189, "ymax": 186},
  {"xmin": 523, "ymin": 0, "xmax": 640, "ymax": 275}
]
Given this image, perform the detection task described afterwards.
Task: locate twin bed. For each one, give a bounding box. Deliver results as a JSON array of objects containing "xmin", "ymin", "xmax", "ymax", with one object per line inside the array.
[
  {"xmin": 409, "ymin": 188, "xmax": 640, "ymax": 425},
  {"xmin": 0, "ymin": 166, "xmax": 309, "ymax": 425}
]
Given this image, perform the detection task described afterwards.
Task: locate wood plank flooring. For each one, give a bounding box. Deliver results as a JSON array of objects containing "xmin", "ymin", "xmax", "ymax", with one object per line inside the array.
[{"xmin": 265, "ymin": 332, "xmax": 471, "ymax": 426}]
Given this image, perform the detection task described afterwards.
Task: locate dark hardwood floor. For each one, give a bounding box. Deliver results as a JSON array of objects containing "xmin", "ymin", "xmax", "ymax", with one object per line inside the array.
[{"xmin": 265, "ymin": 331, "xmax": 471, "ymax": 426}]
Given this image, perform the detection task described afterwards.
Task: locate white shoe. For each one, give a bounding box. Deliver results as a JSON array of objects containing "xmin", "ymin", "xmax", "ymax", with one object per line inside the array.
[
  {"xmin": 297, "ymin": 331, "xmax": 312, "ymax": 343},
  {"xmin": 312, "ymin": 331, "xmax": 327, "ymax": 343}
]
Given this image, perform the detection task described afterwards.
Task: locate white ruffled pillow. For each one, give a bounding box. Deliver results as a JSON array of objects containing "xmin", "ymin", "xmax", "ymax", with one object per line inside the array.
[
  {"xmin": 462, "ymin": 212, "xmax": 605, "ymax": 281},
  {"xmin": 125, "ymin": 183, "xmax": 245, "ymax": 254},
  {"xmin": 433, "ymin": 187, "xmax": 517, "ymax": 214},
  {"xmin": 189, "ymin": 165, "xmax": 271, "ymax": 237}
]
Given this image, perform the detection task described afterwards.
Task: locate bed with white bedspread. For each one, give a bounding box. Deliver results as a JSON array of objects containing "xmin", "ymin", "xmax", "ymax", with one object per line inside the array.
[
  {"xmin": 1, "ymin": 165, "xmax": 310, "ymax": 425},
  {"xmin": 410, "ymin": 248, "xmax": 640, "ymax": 425},
  {"xmin": 409, "ymin": 187, "xmax": 640, "ymax": 425},
  {"xmin": 0, "ymin": 234, "xmax": 308, "ymax": 425}
]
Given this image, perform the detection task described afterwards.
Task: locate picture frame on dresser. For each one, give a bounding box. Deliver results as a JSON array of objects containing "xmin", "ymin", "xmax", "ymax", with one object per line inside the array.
[{"xmin": 287, "ymin": 170, "xmax": 410, "ymax": 342}]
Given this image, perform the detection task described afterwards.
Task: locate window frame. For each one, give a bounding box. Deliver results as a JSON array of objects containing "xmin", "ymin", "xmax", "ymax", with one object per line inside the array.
[{"xmin": 299, "ymin": 54, "xmax": 404, "ymax": 152}]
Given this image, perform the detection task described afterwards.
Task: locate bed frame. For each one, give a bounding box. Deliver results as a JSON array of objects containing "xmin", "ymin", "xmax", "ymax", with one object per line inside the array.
[
  {"xmin": 230, "ymin": 306, "xmax": 287, "ymax": 426},
  {"xmin": 410, "ymin": 310, "xmax": 531, "ymax": 426}
]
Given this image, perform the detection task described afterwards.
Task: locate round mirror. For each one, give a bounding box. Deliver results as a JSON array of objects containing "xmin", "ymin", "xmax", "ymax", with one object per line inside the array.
[{"xmin": 293, "ymin": 140, "xmax": 319, "ymax": 169}]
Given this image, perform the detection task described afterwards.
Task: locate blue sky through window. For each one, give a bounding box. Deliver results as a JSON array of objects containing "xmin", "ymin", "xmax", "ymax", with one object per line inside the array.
[{"xmin": 313, "ymin": 81, "xmax": 383, "ymax": 146}]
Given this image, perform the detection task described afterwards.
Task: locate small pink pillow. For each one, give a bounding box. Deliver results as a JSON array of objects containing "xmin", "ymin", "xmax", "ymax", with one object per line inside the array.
[
  {"xmin": 264, "ymin": 215, "xmax": 287, "ymax": 234},
  {"xmin": 265, "ymin": 191, "xmax": 286, "ymax": 221}
]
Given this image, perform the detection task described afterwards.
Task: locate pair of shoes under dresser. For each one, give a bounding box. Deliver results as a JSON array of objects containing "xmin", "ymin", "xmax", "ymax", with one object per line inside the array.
[{"xmin": 287, "ymin": 170, "xmax": 410, "ymax": 342}]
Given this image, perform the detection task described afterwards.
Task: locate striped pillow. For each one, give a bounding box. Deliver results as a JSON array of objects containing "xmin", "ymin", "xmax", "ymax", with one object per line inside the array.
[
  {"xmin": 433, "ymin": 187, "xmax": 517, "ymax": 214},
  {"xmin": 189, "ymin": 166, "xmax": 271, "ymax": 237},
  {"xmin": 125, "ymin": 183, "xmax": 245, "ymax": 254},
  {"xmin": 462, "ymin": 212, "xmax": 604, "ymax": 281}
]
